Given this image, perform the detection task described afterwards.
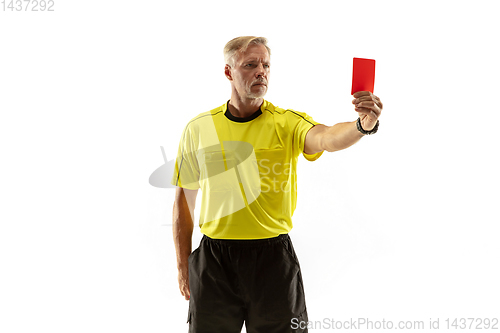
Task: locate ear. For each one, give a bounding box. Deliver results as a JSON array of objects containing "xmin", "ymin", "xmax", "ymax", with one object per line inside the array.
[{"xmin": 224, "ymin": 64, "xmax": 233, "ymax": 81}]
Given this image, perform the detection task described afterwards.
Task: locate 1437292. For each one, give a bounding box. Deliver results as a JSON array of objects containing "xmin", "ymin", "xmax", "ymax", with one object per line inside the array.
[{"xmin": 1, "ymin": 0, "xmax": 55, "ymax": 11}]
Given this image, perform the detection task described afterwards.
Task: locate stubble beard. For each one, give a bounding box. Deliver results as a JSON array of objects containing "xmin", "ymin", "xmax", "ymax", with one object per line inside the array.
[{"xmin": 245, "ymin": 84, "xmax": 267, "ymax": 99}]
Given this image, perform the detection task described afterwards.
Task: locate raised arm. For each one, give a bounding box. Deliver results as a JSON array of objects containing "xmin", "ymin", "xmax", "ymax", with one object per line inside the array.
[{"xmin": 304, "ymin": 91, "xmax": 383, "ymax": 153}]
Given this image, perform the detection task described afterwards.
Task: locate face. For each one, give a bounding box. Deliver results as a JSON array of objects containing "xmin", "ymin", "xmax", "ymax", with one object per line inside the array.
[{"xmin": 226, "ymin": 43, "xmax": 270, "ymax": 99}]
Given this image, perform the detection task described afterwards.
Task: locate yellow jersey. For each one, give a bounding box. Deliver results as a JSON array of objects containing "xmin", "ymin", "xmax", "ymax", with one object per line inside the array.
[{"xmin": 171, "ymin": 99, "xmax": 324, "ymax": 239}]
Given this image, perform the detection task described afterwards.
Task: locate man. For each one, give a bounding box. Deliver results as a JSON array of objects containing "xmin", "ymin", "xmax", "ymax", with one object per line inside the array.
[{"xmin": 171, "ymin": 36, "xmax": 383, "ymax": 333}]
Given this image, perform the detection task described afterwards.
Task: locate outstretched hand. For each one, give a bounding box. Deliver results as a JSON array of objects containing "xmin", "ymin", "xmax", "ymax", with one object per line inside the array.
[{"xmin": 352, "ymin": 91, "xmax": 383, "ymax": 131}]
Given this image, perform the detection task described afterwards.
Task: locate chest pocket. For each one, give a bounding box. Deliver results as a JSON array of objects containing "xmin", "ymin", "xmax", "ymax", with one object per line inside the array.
[
  {"xmin": 200, "ymin": 141, "xmax": 260, "ymax": 194},
  {"xmin": 200, "ymin": 149, "xmax": 238, "ymax": 192}
]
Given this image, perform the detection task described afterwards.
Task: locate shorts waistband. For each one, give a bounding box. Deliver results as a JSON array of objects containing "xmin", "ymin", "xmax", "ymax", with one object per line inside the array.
[{"xmin": 202, "ymin": 233, "xmax": 289, "ymax": 247}]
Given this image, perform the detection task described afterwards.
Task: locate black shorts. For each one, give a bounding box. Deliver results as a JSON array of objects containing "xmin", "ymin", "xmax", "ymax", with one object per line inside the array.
[{"xmin": 187, "ymin": 233, "xmax": 309, "ymax": 333}]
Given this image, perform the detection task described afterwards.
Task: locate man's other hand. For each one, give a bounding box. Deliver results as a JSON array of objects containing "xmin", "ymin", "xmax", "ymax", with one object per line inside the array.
[{"xmin": 178, "ymin": 265, "xmax": 190, "ymax": 300}]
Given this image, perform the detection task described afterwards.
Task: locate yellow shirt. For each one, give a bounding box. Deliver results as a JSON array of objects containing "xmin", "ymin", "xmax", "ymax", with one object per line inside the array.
[{"xmin": 171, "ymin": 99, "xmax": 324, "ymax": 239}]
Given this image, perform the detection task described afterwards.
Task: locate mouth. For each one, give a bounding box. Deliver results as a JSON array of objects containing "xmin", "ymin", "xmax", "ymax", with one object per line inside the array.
[{"xmin": 253, "ymin": 83, "xmax": 266, "ymax": 86}]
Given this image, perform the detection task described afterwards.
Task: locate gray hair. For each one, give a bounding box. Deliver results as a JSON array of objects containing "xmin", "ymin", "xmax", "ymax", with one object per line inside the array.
[{"xmin": 223, "ymin": 36, "xmax": 271, "ymax": 67}]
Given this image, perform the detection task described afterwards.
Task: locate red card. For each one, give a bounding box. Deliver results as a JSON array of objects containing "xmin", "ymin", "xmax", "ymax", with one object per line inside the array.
[{"xmin": 351, "ymin": 57, "xmax": 376, "ymax": 95}]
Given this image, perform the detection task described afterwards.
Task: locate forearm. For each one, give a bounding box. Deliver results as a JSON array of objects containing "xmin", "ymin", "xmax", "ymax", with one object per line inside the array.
[
  {"xmin": 172, "ymin": 198, "xmax": 194, "ymax": 270},
  {"xmin": 322, "ymin": 120, "xmax": 364, "ymax": 152}
]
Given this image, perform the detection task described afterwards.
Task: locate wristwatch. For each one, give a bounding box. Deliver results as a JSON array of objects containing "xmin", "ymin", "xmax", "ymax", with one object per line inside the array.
[{"xmin": 356, "ymin": 117, "xmax": 379, "ymax": 135}]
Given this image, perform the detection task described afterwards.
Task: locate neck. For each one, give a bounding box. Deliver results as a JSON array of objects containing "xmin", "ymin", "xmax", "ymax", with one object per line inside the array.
[{"xmin": 228, "ymin": 91, "xmax": 263, "ymax": 118}]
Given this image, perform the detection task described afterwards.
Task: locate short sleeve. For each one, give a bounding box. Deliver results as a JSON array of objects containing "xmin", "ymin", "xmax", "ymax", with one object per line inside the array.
[
  {"xmin": 170, "ymin": 124, "xmax": 201, "ymax": 189},
  {"xmin": 289, "ymin": 110, "xmax": 325, "ymax": 162}
]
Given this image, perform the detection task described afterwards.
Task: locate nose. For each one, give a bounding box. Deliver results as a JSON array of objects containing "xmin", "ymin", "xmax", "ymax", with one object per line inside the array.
[{"xmin": 256, "ymin": 63, "xmax": 266, "ymax": 78}]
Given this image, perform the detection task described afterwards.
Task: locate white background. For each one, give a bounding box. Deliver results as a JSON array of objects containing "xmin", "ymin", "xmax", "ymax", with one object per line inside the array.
[{"xmin": 1, "ymin": 0, "xmax": 499, "ymax": 332}]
